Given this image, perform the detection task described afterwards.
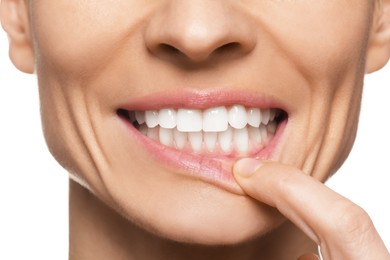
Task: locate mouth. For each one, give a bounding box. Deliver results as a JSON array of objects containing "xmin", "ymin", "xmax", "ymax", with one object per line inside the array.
[
  {"xmin": 117, "ymin": 91, "xmax": 288, "ymax": 194},
  {"xmin": 119, "ymin": 106, "xmax": 286, "ymax": 156}
]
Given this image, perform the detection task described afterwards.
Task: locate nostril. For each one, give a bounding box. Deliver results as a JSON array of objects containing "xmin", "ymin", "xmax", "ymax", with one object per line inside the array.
[
  {"xmin": 212, "ymin": 42, "xmax": 242, "ymax": 59},
  {"xmin": 155, "ymin": 42, "xmax": 244, "ymax": 64},
  {"xmin": 159, "ymin": 44, "xmax": 182, "ymax": 58},
  {"xmin": 215, "ymin": 42, "xmax": 241, "ymax": 54},
  {"xmin": 160, "ymin": 44, "xmax": 180, "ymax": 54}
]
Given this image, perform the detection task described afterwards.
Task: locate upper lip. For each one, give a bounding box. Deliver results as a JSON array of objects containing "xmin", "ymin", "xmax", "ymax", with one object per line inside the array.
[{"xmin": 117, "ymin": 88, "xmax": 290, "ymax": 113}]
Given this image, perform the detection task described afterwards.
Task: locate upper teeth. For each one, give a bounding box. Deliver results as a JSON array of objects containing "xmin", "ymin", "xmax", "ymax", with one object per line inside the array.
[
  {"xmin": 135, "ymin": 105, "xmax": 277, "ymax": 132},
  {"xmin": 128, "ymin": 106, "xmax": 280, "ymax": 155}
]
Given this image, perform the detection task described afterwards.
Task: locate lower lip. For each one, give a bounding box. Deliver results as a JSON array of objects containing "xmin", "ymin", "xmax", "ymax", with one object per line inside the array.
[{"xmin": 119, "ymin": 117, "xmax": 287, "ymax": 195}]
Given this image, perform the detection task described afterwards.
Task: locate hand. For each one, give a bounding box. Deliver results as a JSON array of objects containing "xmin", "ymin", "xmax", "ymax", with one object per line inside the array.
[{"xmin": 233, "ymin": 158, "xmax": 390, "ymax": 260}]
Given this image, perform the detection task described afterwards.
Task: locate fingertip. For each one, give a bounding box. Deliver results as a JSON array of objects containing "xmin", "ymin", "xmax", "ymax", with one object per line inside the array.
[{"xmin": 233, "ymin": 158, "xmax": 263, "ymax": 178}]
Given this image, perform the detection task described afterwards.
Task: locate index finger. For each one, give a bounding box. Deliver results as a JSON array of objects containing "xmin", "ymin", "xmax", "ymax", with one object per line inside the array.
[{"xmin": 233, "ymin": 158, "xmax": 390, "ymax": 259}]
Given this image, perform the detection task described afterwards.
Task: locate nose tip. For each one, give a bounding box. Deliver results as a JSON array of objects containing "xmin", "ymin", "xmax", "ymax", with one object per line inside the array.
[{"xmin": 145, "ymin": 2, "xmax": 256, "ymax": 64}]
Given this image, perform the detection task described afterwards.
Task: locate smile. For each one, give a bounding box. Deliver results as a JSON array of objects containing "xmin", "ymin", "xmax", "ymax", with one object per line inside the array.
[
  {"xmin": 122, "ymin": 106, "xmax": 284, "ymax": 156},
  {"xmin": 117, "ymin": 90, "xmax": 288, "ymax": 193}
]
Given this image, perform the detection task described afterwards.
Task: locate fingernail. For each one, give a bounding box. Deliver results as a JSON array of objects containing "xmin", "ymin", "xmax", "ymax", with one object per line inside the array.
[{"xmin": 234, "ymin": 158, "xmax": 263, "ymax": 177}]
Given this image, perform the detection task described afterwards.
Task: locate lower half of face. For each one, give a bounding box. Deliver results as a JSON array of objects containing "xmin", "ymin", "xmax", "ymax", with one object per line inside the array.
[{"xmin": 33, "ymin": 0, "xmax": 372, "ymax": 244}]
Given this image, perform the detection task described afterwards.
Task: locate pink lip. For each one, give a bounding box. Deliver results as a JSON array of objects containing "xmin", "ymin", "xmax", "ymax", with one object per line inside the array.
[
  {"xmin": 118, "ymin": 89, "xmax": 289, "ymax": 195},
  {"xmin": 120, "ymin": 88, "xmax": 289, "ymax": 111}
]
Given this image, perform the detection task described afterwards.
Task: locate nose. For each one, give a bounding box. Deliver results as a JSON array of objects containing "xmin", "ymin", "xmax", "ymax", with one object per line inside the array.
[{"xmin": 145, "ymin": 1, "xmax": 257, "ymax": 65}]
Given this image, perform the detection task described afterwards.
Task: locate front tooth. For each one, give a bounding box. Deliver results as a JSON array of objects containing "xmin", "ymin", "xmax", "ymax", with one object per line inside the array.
[
  {"xmin": 147, "ymin": 126, "xmax": 159, "ymax": 141},
  {"xmin": 218, "ymin": 127, "xmax": 233, "ymax": 153},
  {"xmin": 158, "ymin": 108, "xmax": 177, "ymax": 129},
  {"xmin": 203, "ymin": 106, "xmax": 228, "ymax": 132},
  {"xmin": 188, "ymin": 132, "xmax": 202, "ymax": 152},
  {"xmin": 234, "ymin": 127, "xmax": 249, "ymax": 153},
  {"xmin": 159, "ymin": 127, "xmax": 174, "ymax": 147},
  {"xmin": 247, "ymin": 108, "xmax": 261, "ymax": 127},
  {"xmin": 228, "ymin": 105, "xmax": 247, "ymax": 129},
  {"xmin": 248, "ymin": 126, "xmax": 262, "ymax": 143},
  {"xmin": 145, "ymin": 110, "xmax": 159, "ymax": 128},
  {"xmin": 261, "ymin": 109, "xmax": 270, "ymax": 125},
  {"xmin": 173, "ymin": 128, "xmax": 187, "ymax": 149},
  {"xmin": 177, "ymin": 109, "xmax": 202, "ymax": 132},
  {"xmin": 204, "ymin": 132, "xmax": 218, "ymax": 152},
  {"xmin": 135, "ymin": 111, "xmax": 145, "ymax": 124}
]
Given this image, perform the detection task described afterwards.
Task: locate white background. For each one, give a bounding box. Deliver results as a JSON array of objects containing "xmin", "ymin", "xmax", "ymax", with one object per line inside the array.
[{"xmin": 1, "ymin": 28, "xmax": 389, "ymax": 259}]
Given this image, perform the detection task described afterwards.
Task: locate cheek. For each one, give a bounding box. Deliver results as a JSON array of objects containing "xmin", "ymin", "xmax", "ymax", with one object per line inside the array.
[
  {"xmin": 37, "ymin": 78, "xmax": 93, "ymax": 189},
  {"xmin": 31, "ymin": 1, "xmax": 150, "ymax": 76},
  {"xmin": 254, "ymin": 2, "xmax": 371, "ymax": 83},
  {"xmin": 245, "ymin": 3, "xmax": 372, "ymax": 180},
  {"xmin": 30, "ymin": 1, "xmax": 147, "ymax": 182}
]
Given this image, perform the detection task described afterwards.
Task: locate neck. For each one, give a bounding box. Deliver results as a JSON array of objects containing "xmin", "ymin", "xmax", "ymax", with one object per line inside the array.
[{"xmin": 68, "ymin": 180, "xmax": 317, "ymax": 260}]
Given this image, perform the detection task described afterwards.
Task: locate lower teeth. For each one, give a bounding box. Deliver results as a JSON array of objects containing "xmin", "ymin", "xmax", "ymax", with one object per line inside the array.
[{"xmin": 136, "ymin": 123, "xmax": 277, "ymax": 155}]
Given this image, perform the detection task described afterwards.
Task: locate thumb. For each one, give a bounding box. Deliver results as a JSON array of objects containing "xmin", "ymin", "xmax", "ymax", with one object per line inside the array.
[
  {"xmin": 233, "ymin": 158, "xmax": 264, "ymax": 178},
  {"xmin": 233, "ymin": 158, "xmax": 304, "ymax": 208},
  {"xmin": 232, "ymin": 158, "xmax": 321, "ymax": 241}
]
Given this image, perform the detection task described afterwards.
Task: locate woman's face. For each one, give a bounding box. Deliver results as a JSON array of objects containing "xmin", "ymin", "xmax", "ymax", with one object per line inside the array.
[{"xmin": 21, "ymin": 0, "xmax": 380, "ymax": 243}]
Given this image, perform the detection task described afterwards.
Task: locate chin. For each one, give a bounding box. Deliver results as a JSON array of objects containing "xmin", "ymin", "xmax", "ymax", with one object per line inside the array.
[
  {"xmin": 101, "ymin": 168, "xmax": 286, "ymax": 246},
  {"xmin": 134, "ymin": 205, "xmax": 285, "ymax": 245}
]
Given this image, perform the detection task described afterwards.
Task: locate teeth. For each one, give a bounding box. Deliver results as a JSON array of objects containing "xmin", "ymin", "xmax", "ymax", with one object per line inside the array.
[
  {"xmin": 234, "ymin": 127, "xmax": 249, "ymax": 153},
  {"xmin": 177, "ymin": 109, "xmax": 202, "ymax": 132},
  {"xmin": 204, "ymin": 132, "xmax": 218, "ymax": 152},
  {"xmin": 269, "ymin": 109, "xmax": 276, "ymax": 122},
  {"xmin": 218, "ymin": 127, "xmax": 233, "ymax": 153},
  {"xmin": 188, "ymin": 132, "xmax": 202, "ymax": 152},
  {"xmin": 261, "ymin": 109, "xmax": 270, "ymax": 125},
  {"xmin": 129, "ymin": 111, "xmax": 136, "ymax": 123},
  {"xmin": 135, "ymin": 111, "xmax": 145, "ymax": 124},
  {"xmin": 158, "ymin": 108, "xmax": 177, "ymax": 129},
  {"xmin": 267, "ymin": 121, "xmax": 277, "ymax": 134},
  {"xmin": 202, "ymin": 106, "xmax": 228, "ymax": 132},
  {"xmin": 134, "ymin": 107, "xmax": 280, "ymax": 130},
  {"xmin": 228, "ymin": 105, "xmax": 248, "ymax": 129},
  {"xmin": 247, "ymin": 108, "xmax": 261, "ymax": 127},
  {"xmin": 139, "ymin": 124, "xmax": 148, "ymax": 135},
  {"xmin": 131, "ymin": 105, "xmax": 283, "ymax": 154},
  {"xmin": 260, "ymin": 125, "xmax": 268, "ymax": 141},
  {"xmin": 147, "ymin": 126, "xmax": 159, "ymax": 141},
  {"xmin": 248, "ymin": 126, "xmax": 262, "ymax": 143},
  {"xmin": 159, "ymin": 127, "xmax": 174, "ymax": 147},
  {"xmin": 173, "ymin": 128, "xmax": 187, "ymax": 149},
  {"xmin": 145, "ymin": 110, "xmax": 159, "ymax": 128}
]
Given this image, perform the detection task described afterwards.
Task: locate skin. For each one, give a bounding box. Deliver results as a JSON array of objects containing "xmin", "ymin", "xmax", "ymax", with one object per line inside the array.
[{"xmin": 1, "ymin": 0, "xmax": 390, "ymax": 259}]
